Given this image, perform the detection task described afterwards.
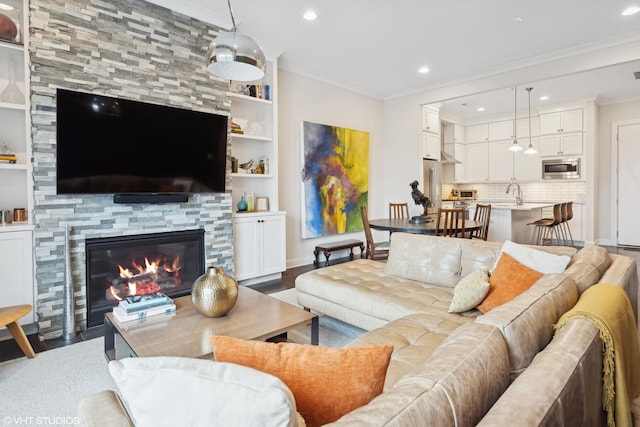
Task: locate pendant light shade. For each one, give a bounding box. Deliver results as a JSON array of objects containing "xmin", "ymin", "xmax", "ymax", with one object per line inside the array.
[
  {"xmin": 508, "ymin": 85, "xmax": 523, "ymax": 152},
  {"xmin": 524, "ymin": 87, "xmax": 537, "ymax": 155},
  {"xmin": 206, "ymin": 0, "xmax": 265, "ymax": 81}
]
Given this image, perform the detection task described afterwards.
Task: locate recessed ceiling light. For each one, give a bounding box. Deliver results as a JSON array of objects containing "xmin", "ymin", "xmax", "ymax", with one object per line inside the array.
[
  {"xmin": 418, "ymin": 66, "xmax": 430, "ymax": 74},
  {"xmin": 514, "ymin": 17, "xmax": 524, "ymax": 22},
  {"xmin": 477, "ymin": 107, "xmax": 485, "ymax": 112},
  {"xmin": 0, "ymin": 3, "xmax": 14, "ymax": 10},
  {"xmin": 622, "ymin": 6, "xmax": 640, "ymax": 16},
  {"xmin": 539, "ymin": 95, "xmax": 549, "ymax": 101},
  {"xmin": 302, "ymin": 10, "xmax": 318, "ymax": 21}
]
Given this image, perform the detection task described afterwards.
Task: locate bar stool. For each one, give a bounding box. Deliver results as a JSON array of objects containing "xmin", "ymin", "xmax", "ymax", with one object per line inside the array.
[{"xmin": 528, "ymin": 204, "xmax": 563, "ymax": 245}]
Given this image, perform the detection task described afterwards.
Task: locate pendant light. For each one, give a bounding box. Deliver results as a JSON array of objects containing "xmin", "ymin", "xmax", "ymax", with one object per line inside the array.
[
  {"xmin": 524, "ymin": 87, "xmax": 538, "ymax": 155},
  {"xmin": 207, "ymin": 0, "xmax": 265, "ymax": 81},
  {"xmin": 508, "ymin": 86, "xmax": 523, "ymax": 152}
]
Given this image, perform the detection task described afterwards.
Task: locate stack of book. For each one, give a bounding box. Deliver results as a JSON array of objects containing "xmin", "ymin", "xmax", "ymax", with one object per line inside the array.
[
  {"xmin": 0, "ymin": 153, "xmax": 17, "ymax": 164},
  {"xmin": 112, "ymin": 291, "xmax": 176, "ymax": 322}
]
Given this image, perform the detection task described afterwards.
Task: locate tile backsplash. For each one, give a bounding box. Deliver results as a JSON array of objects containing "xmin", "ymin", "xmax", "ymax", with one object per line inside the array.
[{"xmin": 443, "ymin": 181, "xmax": 587, "ymax": 203}]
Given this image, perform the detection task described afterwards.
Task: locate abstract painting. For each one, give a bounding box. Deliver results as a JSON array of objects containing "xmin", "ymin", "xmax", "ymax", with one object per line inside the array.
[{"xmin": 301, "ymin": 121, "xmax": 369, "ymax": 238}]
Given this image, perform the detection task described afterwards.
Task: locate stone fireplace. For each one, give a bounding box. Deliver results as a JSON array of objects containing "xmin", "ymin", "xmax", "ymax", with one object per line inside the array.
[
  {"xmin": 85, "ymin": 230, "xmax": 205, "ymax": 327},
  {"xmin": 29, "ymin": 0, "xmax": 234, "ymax": 339}
]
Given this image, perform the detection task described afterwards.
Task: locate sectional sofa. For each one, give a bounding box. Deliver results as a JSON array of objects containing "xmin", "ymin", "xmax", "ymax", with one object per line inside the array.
[{"xmin": 295, "ymin": 232, "xmax": 638, "ymax": 426}]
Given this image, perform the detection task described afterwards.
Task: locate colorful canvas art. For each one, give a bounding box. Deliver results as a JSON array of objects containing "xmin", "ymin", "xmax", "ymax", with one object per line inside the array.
[{"xmin": 301, "ymin": 121, "xmax": 369, "ymax": 238}]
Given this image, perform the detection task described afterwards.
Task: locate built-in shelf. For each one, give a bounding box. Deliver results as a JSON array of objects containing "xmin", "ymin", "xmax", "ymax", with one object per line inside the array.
[
  {"xmin": 230, "ymin": 92, "xmax": 273, "ymax": 105},
  {"xmin": 0, "ymin": 163, "xmax": 28, "ymax": 170},
  {"xmin": 230, "ymin": 173, "xmax": 273, "ymax": 178},
  {"xmin": 0, "ymin": 223, "xmax": 34, "ymax": 233},
  {"xmin": 230, "ymin": 133, "xmax": 272, "ymax": 142}
]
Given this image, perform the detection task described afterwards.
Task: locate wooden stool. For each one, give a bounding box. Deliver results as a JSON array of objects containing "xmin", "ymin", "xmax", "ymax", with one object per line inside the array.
[
  {"xmin": 0, "ymin": 304, "xmax": 36, "ymax": 358},
  {"xmin": 313, "ymin": 239, "xmax": 364, "ymax": 266}
]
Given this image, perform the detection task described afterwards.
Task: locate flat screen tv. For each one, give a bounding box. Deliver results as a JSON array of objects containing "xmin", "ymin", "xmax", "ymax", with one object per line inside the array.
[{"xmin": 56, "ymin": 89, "xmax": 229, "ymax": 196}]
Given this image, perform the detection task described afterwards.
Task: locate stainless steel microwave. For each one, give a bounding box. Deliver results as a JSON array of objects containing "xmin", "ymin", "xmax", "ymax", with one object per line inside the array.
[{"xmin": 542, "ymin": 158, "xmax": 581, "ymax": 179}]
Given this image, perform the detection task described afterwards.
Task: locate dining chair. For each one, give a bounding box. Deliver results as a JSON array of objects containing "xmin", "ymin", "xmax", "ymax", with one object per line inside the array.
[
  {"xmin": 388, "ymin": 202, "xmax": 410, "ymax": 219},
  {"xmin": 470, "ymin": 203, "xmax": 491, "ymax": 241},
  {"xmin": 360, "ymin": 206, "xmax": 390, "ymax": 260},
  {"xmin": 435, "ymin": 208, "xmax": 466, "ymax": 238}
]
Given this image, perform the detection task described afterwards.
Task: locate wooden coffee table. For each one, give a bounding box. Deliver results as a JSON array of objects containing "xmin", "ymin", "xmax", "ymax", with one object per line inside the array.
[{"xmin": 104, "ymin": 286, "xmax": 318, "ymax": 360}]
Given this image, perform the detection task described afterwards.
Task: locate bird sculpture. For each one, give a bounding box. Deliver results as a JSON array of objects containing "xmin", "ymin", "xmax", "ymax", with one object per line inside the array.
[
  {"xmin": 239, "ymin": 159, "xmax": 254, "ymax": 171},
  {"xmin": 410, "ymin": 180, "xmax": 432, "ymax": 217}
]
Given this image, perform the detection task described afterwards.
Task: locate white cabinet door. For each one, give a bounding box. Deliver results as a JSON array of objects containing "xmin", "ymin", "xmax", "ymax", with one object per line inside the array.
[
  {"xmin": 454, "ymin": 142, "xmax": 466, "ymax": 182},
  {"xmin": 488, "ymin": 141, "xmax": 513, "ymax": 181},
  {"xmin": 422, "ymin": 107, "xmax": 440, "ymax": 134},
  {"xmin": 560, "ymin": 109, "xmax": 583, "ymax": 133},
  {"xmin": 539, "ymin": 112, "xmax": 562, "ymax": 135},
  {"xmin": 233, "ymin": 213, "xmax": 286, "ymax": 281},
  {"xmin": 514, "ymin": 138, "xmax": 541, "ymax": 180},
  {"xmin": 489, "ymin": 120, "xmax": 514, "ymax": 141},
  {"xmin": 516, "ymin": 116, "xmax": 539, "ymax": 138},
  {"xmin": 465, "ymin": 143, "xmax": 489, "ymax": 182},
  {"xmin": 260, "ymin": 215, "xmax": 286, "ymax": 275},
  {"xmin": 233, "ymin": 218, "xmax": 261, "ymax": 280},
  {"xmin": 466, "ymin": 124, "xmax": 489, "ymax": 143},
  {"xmin": 0, "ymin": 231, "xmax": 34, "ymax": 324},
  {"xmin": 453, "ymin": 124, "xmax": 465, "ymax": 143},
  {"xmin": 422, "ymin": 132, "xmax": 440, "ymax": 160},
  {"xmin": 539, "ymin": 134, "xmax": 582, "ymax": 156}
]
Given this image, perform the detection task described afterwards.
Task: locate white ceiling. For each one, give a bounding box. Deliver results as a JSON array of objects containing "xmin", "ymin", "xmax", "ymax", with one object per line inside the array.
[{"xmin": 147, "ymin": 0, "xmax": 640, "ymax": 114}]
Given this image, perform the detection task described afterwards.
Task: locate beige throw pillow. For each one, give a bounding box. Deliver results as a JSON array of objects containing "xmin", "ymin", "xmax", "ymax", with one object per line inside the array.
[{"xmin": 448, "ymin": 268, "xmax": 490, "ymax": 313}]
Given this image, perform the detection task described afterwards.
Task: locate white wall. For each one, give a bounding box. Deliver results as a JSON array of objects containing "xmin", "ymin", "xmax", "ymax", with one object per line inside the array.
[
  {"xmin": 596, "ymin": 100, "xmax": 640, "ymax": 245},
  {"xmin": 278, "ymin": 70, "xmax": 384, "ymax": 268}
]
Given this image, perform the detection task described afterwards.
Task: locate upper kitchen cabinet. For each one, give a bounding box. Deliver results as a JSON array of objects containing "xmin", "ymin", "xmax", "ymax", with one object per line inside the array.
[
  {"xmin": 466, "ymin": 123, "xmax": 489, "ymax": 143},
  {"xmin": 516, "ymin": 116, "xmax": 540, "ymax": 138},
  {"xmin": 422, "ymin": 106, "xmax": 441, "ymax": 134},
  {"xmin": 421, "ymin": 105, "xmax": 440, "ymax": 160},
  {"xmin": 538, "ymin": 108, "xmax": 583, "ymax": 157},
  {"xmin": 465, "ymin": 143, "xmax": 489, "ymax": 182},
  {"xmin": 488, "ymin": 120, "xmax": 513, "ymax": 141},
  {"xmin": 488, "ymin": 141, "xmax": 514, "ymax": 181},
  {"xmin": 443, "ymin": 123, "xmax": 464, "ymax": 144},
  {"xmin": 514, "ymin": 138, "xmax": 541, "ymax": 181}
]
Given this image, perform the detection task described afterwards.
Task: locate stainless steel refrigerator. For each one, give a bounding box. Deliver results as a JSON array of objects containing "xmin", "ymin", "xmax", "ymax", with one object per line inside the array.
[{"xmin": 422, "ymin": 158, "xmax": 442, "ymax": 216}]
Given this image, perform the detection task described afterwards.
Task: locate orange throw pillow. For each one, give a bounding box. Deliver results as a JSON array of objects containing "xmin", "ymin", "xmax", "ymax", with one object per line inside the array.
[
  {"xmin": 477, "ymin": 252, "xmax": 543, "ymax": 313},
  {"xmin": 210, "ymin": 336, "xmax": 393, "ymax": 427}
]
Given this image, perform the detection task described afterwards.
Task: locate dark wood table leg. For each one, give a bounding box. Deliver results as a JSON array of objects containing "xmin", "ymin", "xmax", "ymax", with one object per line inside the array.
[
  {"xmin": 359, "ymin": 243, "xmax": 365, "ymax": 258},
  {"xmin": 313, "ymin": 248, "xmax": 320, "ymax": 266},
  {"xmin": 310, "ymin": 316, "xmax": 319, "ymax": 345},
  {"xmin": 323, "ymin": 250, "xmax": 331, "ymax": 266}
]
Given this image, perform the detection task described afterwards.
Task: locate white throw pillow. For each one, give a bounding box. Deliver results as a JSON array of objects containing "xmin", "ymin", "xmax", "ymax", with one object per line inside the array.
[
  {"xmin": 109, "ymin": 357, "xmax": 299, "ymax": 427},
  {"xmin": 497, "ymin": 240, "xmax": 571, "ymax": 274},
  {"xmin": 448, "ymin": 268, "xmax": 490, "ymax": 313}
]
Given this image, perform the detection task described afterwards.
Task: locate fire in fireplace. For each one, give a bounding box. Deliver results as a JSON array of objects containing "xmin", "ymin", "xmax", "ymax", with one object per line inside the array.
[{"xmin": 85, "ymin": 230, "xmax": 205, "ymax": 327}]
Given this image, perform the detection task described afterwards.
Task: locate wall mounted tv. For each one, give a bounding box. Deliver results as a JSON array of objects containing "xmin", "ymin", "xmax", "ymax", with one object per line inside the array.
[{"xmin": 56, "ymin": 89, "xmax": 229, "ymax": 201}]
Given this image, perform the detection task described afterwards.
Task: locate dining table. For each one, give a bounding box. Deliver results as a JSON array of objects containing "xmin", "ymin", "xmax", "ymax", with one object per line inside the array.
[{"xmin": 368, "ymin": 217, "xmax": 482, "ymax": 236}]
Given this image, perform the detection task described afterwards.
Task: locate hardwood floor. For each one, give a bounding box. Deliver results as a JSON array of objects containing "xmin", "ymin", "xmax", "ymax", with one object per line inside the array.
[{"xmin": 0, "ymin": 256, "xmax": 352, "ymax": 362}]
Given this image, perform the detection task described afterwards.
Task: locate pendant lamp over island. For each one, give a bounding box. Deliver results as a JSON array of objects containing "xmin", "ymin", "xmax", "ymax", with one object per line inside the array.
[
  {"xmin": 524, "ymin": 87, "xmax": 538, "ymax": 155},
  {"xmin": 206, "ymin": 0, "xmax": 265, "ymax": 81},
  {"xmin": 508, "ymin": 85, "xmax": 523, "ymax": 152}
]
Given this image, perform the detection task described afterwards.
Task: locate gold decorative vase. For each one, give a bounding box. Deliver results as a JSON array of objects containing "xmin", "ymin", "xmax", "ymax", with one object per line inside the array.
[{"xmin": 191, "ymin": 266, "xmax": 238, "ymax": 317}]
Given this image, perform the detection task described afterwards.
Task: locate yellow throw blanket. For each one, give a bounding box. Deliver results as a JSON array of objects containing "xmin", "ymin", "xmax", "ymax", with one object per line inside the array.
[{"xmin": 555, "ymin": 283, "xmax": 640, "ymax": 427}]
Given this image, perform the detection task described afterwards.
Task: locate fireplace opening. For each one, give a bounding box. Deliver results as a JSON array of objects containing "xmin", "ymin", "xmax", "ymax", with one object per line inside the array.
[{"xmin": 85, "ymin": 229, "xmax": 205, "ymax": 327}]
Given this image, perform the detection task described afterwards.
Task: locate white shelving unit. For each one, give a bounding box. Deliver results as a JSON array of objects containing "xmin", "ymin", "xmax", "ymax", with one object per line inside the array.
[
  {"xmin": 0, "ymin": 0, "xmax": 35, "ymax": 324},
  {"xmin": 230, "ymin": 59, "xmax": 286, "ymax": 284}
]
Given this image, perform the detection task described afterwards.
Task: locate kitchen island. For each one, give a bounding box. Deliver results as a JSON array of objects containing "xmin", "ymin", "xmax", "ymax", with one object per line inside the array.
[{"xmin": 469, "ymin": 202, "xmax": 555, "ymax": 244}]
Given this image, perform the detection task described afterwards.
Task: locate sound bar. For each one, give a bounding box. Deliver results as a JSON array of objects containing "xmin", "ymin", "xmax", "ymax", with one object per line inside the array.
[{"xmin": 113, "ymin": 194, "xmax": 189, "ymax": 204}]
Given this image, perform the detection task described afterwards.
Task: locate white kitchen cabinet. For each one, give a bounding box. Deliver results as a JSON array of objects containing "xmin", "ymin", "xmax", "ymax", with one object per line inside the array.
[
  {"xmin": 0, "ymin": 229, "xmax": 34, "ymax": 324},
  {"xmin": 422, "ymin": 131, "xmax": 440, "ymax": 160},
  {"xmin": 465, "ymin": 143, "xmax": 489, "ymax": 182},
  {"xmin": 422, "ymin": 107, "xmax": 440, "ymax": 134},
  {"xmin": 489, "ymin": 120, "xmax": 514, "ymax": 141},
  {"xmin": 486, "ymin": 209, "xmax": 511, "ymax": 243},
  {"xmin": 516, "ymin": 116, "xmax": 540, "ymax": 138},
  {"xmin": 443, "ymin": 123, "xmax": 464, "ymax": 144},
  {"xmin": 466, "ymin": 123, "xmax": 489, "ymax": 143},
  {"xmin": 488, "ymin": 141, "xmax": 514, "ymax": 181},
  {"xmin": 513, "ymin": 138, "xmax": 541, "ymax": 181},
  {"xmin": 539, "ymin": 109, "xmax": 583, "ymax": 135},
  {"xmin": 454, "ymin": 142, "xmax": 466, "ymax": 182},
  {"xmin": 233, "ymin": 212, "xmax": 286, "ymax": 282},
  {"xmin": 539, "ymin": 133, "xmax": 582, "ymax": 157}
]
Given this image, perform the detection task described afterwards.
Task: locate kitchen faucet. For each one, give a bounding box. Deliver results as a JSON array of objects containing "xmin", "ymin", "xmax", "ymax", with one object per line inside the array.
[{"xmin": 506, "ymin": 182, "xmax": 523, "ymax": 206}]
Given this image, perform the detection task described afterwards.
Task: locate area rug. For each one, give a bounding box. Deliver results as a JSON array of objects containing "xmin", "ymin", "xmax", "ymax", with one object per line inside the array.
[{"xmin": 0, "ymin": 293, "xmax": 364, "ymax": 419}]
